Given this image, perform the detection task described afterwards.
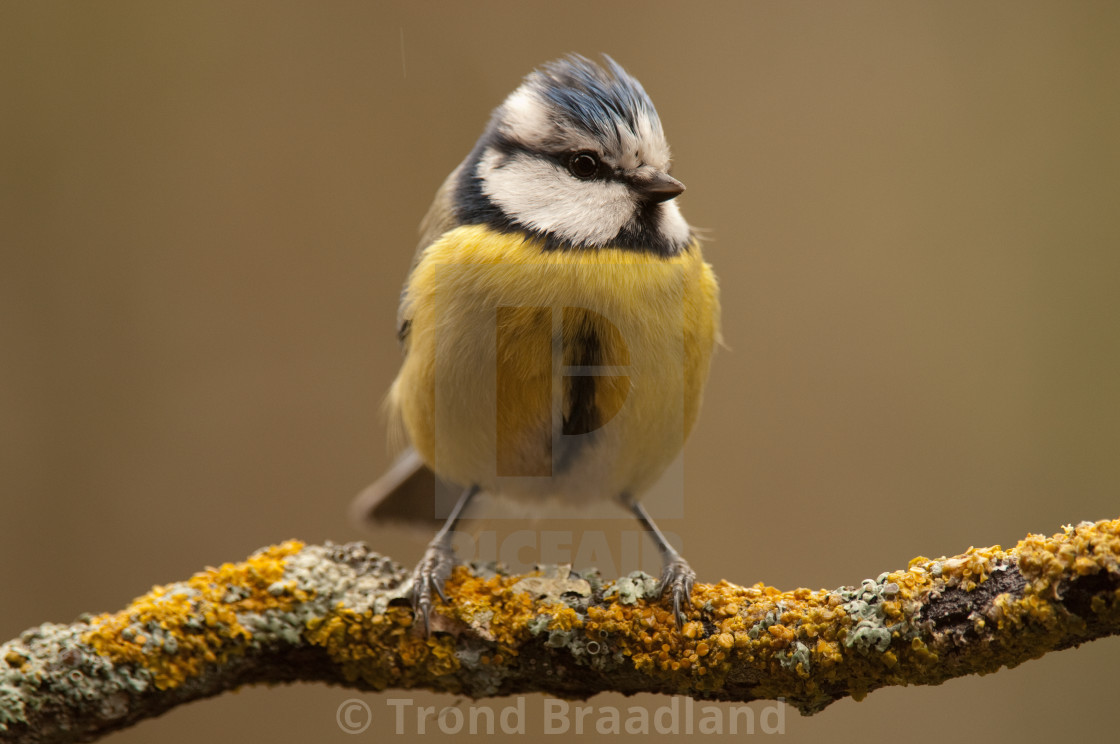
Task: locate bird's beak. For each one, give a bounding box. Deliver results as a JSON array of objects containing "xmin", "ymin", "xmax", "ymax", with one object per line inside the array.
[{"xmin": 631, "ymin": 170, "xmax": 685, "ymax": 204}]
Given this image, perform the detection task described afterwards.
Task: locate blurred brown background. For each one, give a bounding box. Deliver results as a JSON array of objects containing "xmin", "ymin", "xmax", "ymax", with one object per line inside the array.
[{"xmin": 2, "ymin": 1, "xmax": 1118, "ymax": 741}]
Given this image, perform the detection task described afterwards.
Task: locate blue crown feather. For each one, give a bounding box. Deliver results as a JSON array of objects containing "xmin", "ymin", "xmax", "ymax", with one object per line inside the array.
[{"xmin": 531, "ymin": 55, "xmax": 660, "ymax": 144}]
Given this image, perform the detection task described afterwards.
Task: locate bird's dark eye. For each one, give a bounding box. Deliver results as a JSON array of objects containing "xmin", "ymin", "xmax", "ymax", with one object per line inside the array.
[{"xmin": 568, "ymin": 152, "xmax": 600, "ymax": 180}]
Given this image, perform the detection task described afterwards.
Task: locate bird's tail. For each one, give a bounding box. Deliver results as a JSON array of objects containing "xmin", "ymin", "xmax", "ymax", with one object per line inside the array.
[{"xmin": 349, "ymin": 447, "xmax": 464, "ymax": 532}]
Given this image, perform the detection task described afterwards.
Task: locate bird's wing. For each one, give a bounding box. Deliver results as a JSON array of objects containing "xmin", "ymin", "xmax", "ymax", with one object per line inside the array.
[
  {"xmin": 348, "ymin": 447, "xmax": 463, "ymax": 530},
  {"xmin": 355, "ymin": 163, "xmax": 467, "ymax": 529},
  {"xmin": 397, "ymin": 162, "xmax": 464, "ymax": 348}
]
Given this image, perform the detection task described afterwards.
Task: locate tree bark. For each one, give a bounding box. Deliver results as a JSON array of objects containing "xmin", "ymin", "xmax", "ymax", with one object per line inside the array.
[{"xmin": 3, "ymin": 518, "xmax": 1120, "ymax": 743}]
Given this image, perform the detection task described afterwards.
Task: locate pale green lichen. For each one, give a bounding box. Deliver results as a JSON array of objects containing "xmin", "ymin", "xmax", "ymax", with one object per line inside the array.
[
  {"xmin": 608, "ymin": 571, "xmax": 661, "ymax": 606},
  {"xmin": 0, "ymin": 622, "xmax": 150, "ymax": 730},
  {"xmin": 839, "ymin": 571, "xmax": 924, "ymax": 655}
]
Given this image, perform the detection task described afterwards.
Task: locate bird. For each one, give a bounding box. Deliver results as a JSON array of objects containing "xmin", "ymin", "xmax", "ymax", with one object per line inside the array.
[{"xmin": 352, "ymin": 55, "xmax": 720, "ymax": 632}]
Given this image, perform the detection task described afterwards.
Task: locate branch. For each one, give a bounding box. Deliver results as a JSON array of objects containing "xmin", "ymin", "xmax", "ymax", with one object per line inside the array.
[{"xmin": 4, "ymin": 518, "xmax": 1120, "ymax": 743}]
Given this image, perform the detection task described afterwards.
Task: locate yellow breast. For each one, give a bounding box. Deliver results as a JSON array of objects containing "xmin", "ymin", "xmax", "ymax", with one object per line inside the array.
[{"xmin": 390, "ymin": 224, "xmax": 719, "ymax": 502}]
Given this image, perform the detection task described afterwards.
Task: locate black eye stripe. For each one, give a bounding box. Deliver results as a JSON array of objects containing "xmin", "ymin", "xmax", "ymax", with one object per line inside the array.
[
  {"xmin": 482, "ymin": 136, "xmax": 632, "ymax": 185},
  {"xmin": 490, "ymin": 137, "xmax": 584, "ymax": 167},
  {"xmin": 455, "ymin": 132, "xmax": 690, "ymax": 256}
]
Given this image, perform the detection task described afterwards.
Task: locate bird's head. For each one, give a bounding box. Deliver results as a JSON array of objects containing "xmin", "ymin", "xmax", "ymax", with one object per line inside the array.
[{"xmin": 455, "ymin": 55, "xmax": 691, "ymax": 255}]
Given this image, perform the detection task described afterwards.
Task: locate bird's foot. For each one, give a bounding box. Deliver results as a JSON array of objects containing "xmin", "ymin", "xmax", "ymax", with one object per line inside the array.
[
  {"xmin": 410, "ymin": 539, "xmax": 457, "ymax": 635},
  {"xmin": 659, "ymin": 555, "xmax": 696, "ymax": 627}
]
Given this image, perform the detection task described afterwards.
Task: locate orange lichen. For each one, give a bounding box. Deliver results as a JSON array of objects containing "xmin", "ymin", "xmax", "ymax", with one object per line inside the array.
[
  {"xmin": 304, "ymin": 606, "xmax": 461, "ymax": 691},
  {"xmin": 440, "ymin": 567, "xmax": 540, "ymax": 649},
  {"xmin": 1014, "ymin": 519, "xmax": 1120, "ymax": 596},
  {"xmin": 985, "ymin": 518, "xmax": 1120, "ymax": 634},
  {"xmin": 579, "ymin": 579, "xmax": 869, "ymax": 700},
  {"xmin": 302, "ymin": 565, "xmax": 591, "ymax": 691},
  {"xmin": 936, "ymin": 544, "xmax": 1004, "ymax": 591},
  {"xmin": 83, "ymin": 541, "xmax": 308, "ymax": 690}
]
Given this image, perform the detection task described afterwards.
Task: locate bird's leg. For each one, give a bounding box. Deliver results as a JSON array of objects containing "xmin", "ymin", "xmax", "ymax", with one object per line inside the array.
[
  {"xmin": 623, "ymin": 493, "xmax": 695, "ymax": 627},
  {"xmin": 411, "ymin": 485, "xmax": 478, "ymax": 634}
]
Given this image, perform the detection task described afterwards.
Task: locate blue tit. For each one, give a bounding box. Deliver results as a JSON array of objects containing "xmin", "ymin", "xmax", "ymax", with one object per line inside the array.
[{"xmin": 352, "ymin": 55, "xmax": 720, "ymax": 631}]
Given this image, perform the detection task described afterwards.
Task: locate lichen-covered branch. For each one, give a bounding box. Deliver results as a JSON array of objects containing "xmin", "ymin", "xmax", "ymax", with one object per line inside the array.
[{"xmin": 4, "ymin": 518, "xmax": 1120, "ymax": 743}]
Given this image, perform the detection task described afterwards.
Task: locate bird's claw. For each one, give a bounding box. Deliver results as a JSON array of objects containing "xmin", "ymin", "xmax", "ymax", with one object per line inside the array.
[
  {"xmin": 658, "ymin": 556, "xmax": 696, "ymax": 627},
  {"xmin": 410, "ymin": 541, "xmax": 456, "ymax": 635}
]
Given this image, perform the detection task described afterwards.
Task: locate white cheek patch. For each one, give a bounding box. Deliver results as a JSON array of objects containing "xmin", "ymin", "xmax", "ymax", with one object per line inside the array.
[
  {"xmin": 652, "ymin": 199, "xmax": 691, "ymax": 247},
  {"xmin": 479, "ymin": 149, "xmax": 636, "ymax": 247}
]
